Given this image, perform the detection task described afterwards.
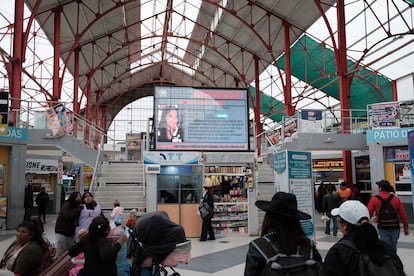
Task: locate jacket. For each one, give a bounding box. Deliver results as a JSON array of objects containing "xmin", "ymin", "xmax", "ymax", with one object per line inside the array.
[
  {"xmin": 55, "ymin": 201, "xmax": 82, "ymax": 236},
  {"xmin": 244, "ymin": 236, "xmax": 322, "ymax": 276},
  {"xmin": 68, "ymin": 235, "xmax": 121, "ymax": 276},
  {"xmin": 367, "ymin": 191, "xmax": 409, "ymax": 232},
  {"xmin": 35, "ymin": 191, "xmax": 50, "ymax": 208},
  {"xmin": 322, "ymin": 193, "xmax": 340, "ymax": 217},
  {"xmin": 320, "ymin": 234, "xmax": 403, "ymax": 275},
  {"xmin": 3, "ymin": 240, "xmax": 43, "ymax": 276}
]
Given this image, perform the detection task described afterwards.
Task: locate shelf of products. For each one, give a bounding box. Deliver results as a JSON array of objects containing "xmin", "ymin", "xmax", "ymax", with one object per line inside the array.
[
  {"xmin": 204, "ymin": 165, "xmax": 251, "ymax": 235},
  {"xmin": 355, "ymin": 155, "xmax": 371, "ymax": 192},
  {"xmin": 212, "ymin": 202, "xmax": 248, "ymax": 235}
]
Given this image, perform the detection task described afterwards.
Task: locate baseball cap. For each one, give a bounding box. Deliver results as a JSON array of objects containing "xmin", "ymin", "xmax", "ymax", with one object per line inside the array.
[
  {"xmin": 331, "ymin": 200, "xmax": 369, "ymax": 226},
  {"xmin": 376, "ymin": 179, "xmax": 391, "ymax": 188}
]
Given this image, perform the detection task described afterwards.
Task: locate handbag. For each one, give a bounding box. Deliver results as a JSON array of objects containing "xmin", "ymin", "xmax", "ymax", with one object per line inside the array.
[{"xmin": 198, "ymin": 202, "xmax": 212, "ymax": 219}]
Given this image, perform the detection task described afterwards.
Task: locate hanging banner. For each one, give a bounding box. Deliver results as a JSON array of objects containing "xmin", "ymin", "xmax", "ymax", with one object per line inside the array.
[
  {"xmin": 371, "ymin": 102, "xmax": 401, "ymax": 129},
  {"xmin": 53, "ymin": 103, "xmax": 73, "ymax": 134},
  {"xmin": 45, "ymin": 104, "xmax": 73, "ymax": 137},
  {"xmin": 45, "ymin": 108, "xmax": 65, "ymax": 137},
  {"xmin": 301, "ymin": 110, "xmax": 323, "ymax": 133}
]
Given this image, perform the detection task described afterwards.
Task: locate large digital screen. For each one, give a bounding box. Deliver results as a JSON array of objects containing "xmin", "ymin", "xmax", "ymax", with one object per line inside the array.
[{"xmin": 154, "ymin": 86, "xmax": 250, "ymax": 151}]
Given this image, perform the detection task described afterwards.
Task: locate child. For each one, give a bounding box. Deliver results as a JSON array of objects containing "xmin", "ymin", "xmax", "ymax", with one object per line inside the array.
[{"xmin": 111, "ymin": 198, "xmax": 124, "ymax": 226}]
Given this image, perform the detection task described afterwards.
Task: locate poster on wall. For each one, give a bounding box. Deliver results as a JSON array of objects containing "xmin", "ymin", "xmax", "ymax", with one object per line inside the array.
[
  {"xmin": 0, "ymin": 196, "xmax": 6, "ymax": 230},
  {"xmin": 301, "ymin": 110, "xmax": 323, "ymax": 133},
  {"xmin": 273, "ymin": 150, "xmax": 314, "ymax": 240},
  {"xmin": 371, "ymin": 102, "xmax": 401, "ymax": 129}
]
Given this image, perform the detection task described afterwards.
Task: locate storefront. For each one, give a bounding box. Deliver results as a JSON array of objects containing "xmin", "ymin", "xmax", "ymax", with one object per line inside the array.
[
  {"xmin": 366, "ymin": 127, "xmax": 414, "ymax": 221},
  {"xmin": 144, "ymin": 151, "xmax": 255, "ymax": 238},
  {"xmin": 26, "ymin": 157, "xmax": 61, "ymax": 214}
]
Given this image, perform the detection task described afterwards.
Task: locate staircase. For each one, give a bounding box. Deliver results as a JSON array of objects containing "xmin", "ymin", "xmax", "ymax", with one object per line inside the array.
[
  {"xmin": 256, "ymin": 159, "xmax": 275, "ymax": 232},
  {"xmin": 92, "ymin": 161, "xmax": 147, "ymax": 213}
]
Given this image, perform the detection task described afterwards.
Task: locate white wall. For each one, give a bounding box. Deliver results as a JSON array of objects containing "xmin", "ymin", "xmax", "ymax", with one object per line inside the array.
[{"xmin": 397, "ymin": 74, "xmax": 414, "ymax": 101}]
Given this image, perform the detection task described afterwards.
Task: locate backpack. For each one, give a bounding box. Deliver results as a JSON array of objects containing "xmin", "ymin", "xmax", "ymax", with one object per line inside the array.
[
  {"xmin": 376, "ymin": 194, "xmax": 400, "ymax": 229},
  {"xmin": 251, "ymin": 236, "xmax": 319, "ymax": 276},
  {"xmin": 339, "ymin": 240, "xmax": 405, "ymax": 276}
]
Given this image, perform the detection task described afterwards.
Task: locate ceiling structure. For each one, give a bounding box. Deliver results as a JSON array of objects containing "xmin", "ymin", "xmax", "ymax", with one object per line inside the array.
[{"xmin": 0, "ymin": 0, "xmax": 413, "ymax": 133}]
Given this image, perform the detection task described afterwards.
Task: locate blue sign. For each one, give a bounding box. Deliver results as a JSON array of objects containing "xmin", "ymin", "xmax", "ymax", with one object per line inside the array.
[
  {"xmin": 0, "ymin": 127, "xmax": 27, "ymax": 141},
  {"xmin": 366, "ymin": 128, "xmax": 414, "ymax": 142}
]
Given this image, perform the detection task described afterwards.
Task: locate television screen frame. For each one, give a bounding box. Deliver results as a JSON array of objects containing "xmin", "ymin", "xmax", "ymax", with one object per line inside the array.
[{"xmin": 154, "ymin": 86, "xmax": 250, "ymax": 151}]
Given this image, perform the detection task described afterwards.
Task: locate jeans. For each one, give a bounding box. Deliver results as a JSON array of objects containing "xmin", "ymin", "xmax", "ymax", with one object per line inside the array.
[
  {"xmin": 378, "ymin": 226, "xmax": 400, "ymax": 252},
  {"xmin": 325, "ymin": 216, "xmax": 338, "ymax": 236}
]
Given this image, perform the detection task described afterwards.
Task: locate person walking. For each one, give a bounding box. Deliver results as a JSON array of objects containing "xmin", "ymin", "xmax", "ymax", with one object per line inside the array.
[
  {"xmin": 54, "ymin": 191, "xmax": 82, "ymax": 256},
  {"xmin": 322, "ymin": 185, "xmax": 340, "ymax": 236},
  {"xmin": 110, "ymin": 198, "xmax": 124, "ymax": 226},
  {"xmin": 35, "ymin": 187, "xmax": 49, "ymax": 223},
  {"xmin": 320, "ymin": 200, "xmax": 405, "ymax": 275},
  {"xmin": 23, "ymin": 174, "xmax": 34, "ymax": 221},
  {"xmin": 338, "ymin": 181, "xmax": 352, "ymax": 203},
  {"xmin": 199, "ymin": 183, "xmax": 215, "ymax": 241},
  {"xmin": 367, "ymin": 179, "xmax": 409, "ymax": 252},
  {"xmin": 244, "ymin": 192, "xmax": 322, "ymax": 275}
]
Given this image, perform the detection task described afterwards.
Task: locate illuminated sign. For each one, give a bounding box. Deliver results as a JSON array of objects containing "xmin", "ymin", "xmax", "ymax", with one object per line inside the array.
[{"xmin": 154, "ymin": 86, "xmax": 249, "ymax": 151}]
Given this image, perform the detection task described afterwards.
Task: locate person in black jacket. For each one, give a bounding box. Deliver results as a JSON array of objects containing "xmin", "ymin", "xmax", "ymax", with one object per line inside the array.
[
  {"xmin": 244, "ymin": 192, "xmax": 322, "ymax": 276},
  {"xmin": 23, "ymin": 173, "xmax": 33, "ymax": 221},
  {"xmin": 320, "ymin": 200, "xmax": 405, "ymax": 275},
  {"xmin": 69, "ymin": 216, "xmax": 127, "ymax": 276},
  {"xmin": 199, "ymin": 183, "xmax": 215, "ymax": 241},
  {"xmin": 54, "ymin": 191, "xmax": 82, "ymax": 255},
  {"xmin": 322, "ymin": 185, "xmax": 340, "ymax": 236},
  {"xmin": 35, "ymin": 187, "xmax": 49, "ymax": 223}
]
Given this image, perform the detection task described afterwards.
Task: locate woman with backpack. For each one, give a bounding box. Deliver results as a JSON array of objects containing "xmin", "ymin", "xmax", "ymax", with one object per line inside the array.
[
  {"xmin": 320, "ymin": 200, "xmax": 405, "ymax": 276},
  {"xmin": 244, "ymin": 192, "xmax": 322, "ymax": 276}
]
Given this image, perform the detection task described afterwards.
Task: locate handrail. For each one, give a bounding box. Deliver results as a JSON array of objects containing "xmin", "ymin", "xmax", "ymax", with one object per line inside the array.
[{"xmin": 89, "ymin": 134, "xmax": 105, "ymax": 194}]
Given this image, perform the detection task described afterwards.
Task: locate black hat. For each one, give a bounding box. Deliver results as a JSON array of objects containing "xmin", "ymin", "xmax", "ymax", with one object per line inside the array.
[
  {"xmin": 376, "ymin": 179, "xmax": 391, "ymax": 188},
  {"xmin": 255, "ymin": 192, "xmax": 311, "ymax": 220}
]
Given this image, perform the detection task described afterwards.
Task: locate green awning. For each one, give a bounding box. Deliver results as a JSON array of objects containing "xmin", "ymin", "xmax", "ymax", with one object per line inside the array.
[{"xmin": 250, "ymin": 35, "xmax": 393, "ymax": 123}]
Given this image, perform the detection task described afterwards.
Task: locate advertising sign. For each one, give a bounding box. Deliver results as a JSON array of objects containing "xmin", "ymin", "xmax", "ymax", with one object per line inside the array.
[
  {"xmin": 154, "ymin": 86, "xmax": 249, "ymax": 151},
  {"xmin": 26, "ymin": 159, "xmax": 58, "ymax": 174},
  {"xmin": 45, "ymin": 104, "xmax": 73, "ymax": 137},
  {"xmin": 371, "ymin": 102, "xmax": 401, "ymax": 129},
  {"xmin": 301, "ymin": 110, "xmax": 323, "ymax": 133},
  {"xmin": 0, "ymin": 92, "xmax": 8, "ymax": 136},
  {"xmin": 273, "ymin": 150, "xmax": 314, "ymax": 239}
]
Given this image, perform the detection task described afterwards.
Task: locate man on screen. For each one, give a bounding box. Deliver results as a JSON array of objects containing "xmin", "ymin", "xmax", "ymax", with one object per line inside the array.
[{"xmin": 158, "ymin": 106, "xmax": 183, "ymax": 143}]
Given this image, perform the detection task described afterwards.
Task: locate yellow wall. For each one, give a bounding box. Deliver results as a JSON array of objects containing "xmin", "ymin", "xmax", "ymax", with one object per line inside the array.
[
  {"xmin": 384, "ymin": 162, "xmax": 396, "ymax": 188},
  {"xmin": 0, "ymin": 146, "xmax": 10, "ymax": 194}
]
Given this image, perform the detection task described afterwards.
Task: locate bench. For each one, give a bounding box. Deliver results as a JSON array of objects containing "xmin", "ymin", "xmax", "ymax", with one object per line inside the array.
[{"xmin": 39, "ymin": 251, "xmax": 72, "ymax": 276}]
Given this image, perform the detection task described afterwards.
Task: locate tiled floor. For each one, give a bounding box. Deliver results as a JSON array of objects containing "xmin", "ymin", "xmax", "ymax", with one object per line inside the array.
[{"xmin": 1, "ymin": 213, "xmax": 414, "ymax": 275}]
